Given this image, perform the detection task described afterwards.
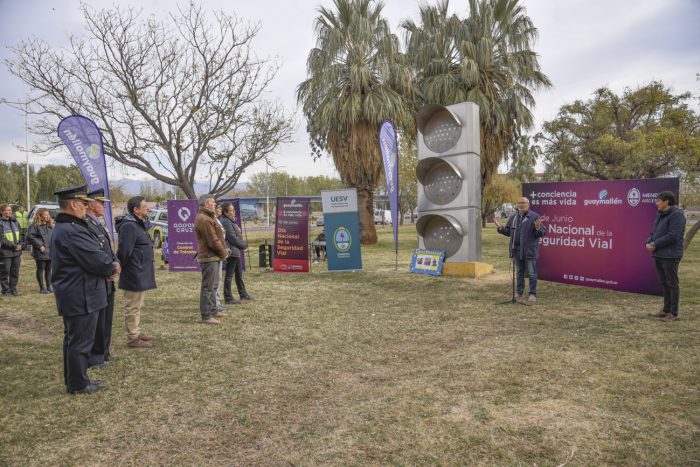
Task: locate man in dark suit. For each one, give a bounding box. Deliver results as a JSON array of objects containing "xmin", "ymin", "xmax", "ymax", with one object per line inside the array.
[
  {"xmin": 51, "ymin": 185, "xmax": 119, "ymax": 394},
  {"xmin": 86, "ymin": 189, "xmax": 119, "ymax": 367},
  {"xmin": 495, "ymin": 197, "xmax": 547, "ymax": 302}
]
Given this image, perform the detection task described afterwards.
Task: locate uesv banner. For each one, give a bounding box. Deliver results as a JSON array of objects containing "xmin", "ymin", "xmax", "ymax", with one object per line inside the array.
[
  {"xmin": 523, "ymin": 178, "xmax": 679, "ymax": 295},
  {"xmin": 321, "ymin": 188, "xmax": 362, "ymax": 272}
]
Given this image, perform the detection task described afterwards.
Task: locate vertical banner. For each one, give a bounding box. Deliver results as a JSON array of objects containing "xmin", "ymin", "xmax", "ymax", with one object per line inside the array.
[
  {"xmin": 321, "ymin": 189, "xmax": 363, "ymax": 272},
  {"xmin": 378, "ymin": 120, "xmax": 399, "ymax": 258},
  {"xmin": 57, "ymin": 115, "xmax": 114, "ymax": 241},
  {"xmin": 273, "ymin": 197, "xmax": 310, "ymax": 272},
  {"xmin": 218, "ymin": 198, "xmax": 246, "ymax": 272},
  {"xmin": 167, "ymin": 199, "xmax": 200, "ymax": 272},
  {"xmin": 523, "ymin": 178, "xmax": 679, "ymax": 295}
]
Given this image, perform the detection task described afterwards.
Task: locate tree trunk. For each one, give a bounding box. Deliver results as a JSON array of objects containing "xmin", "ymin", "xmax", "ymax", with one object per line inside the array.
[
  {"xmin": 685, "ymin": 221, "xmax": 699, "ymax": 251},
  {"xmin": 356, "ymin": 186, "xmax": 377, "ymax": 244}
]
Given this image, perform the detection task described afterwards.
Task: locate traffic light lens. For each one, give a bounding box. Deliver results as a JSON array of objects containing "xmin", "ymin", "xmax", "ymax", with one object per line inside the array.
[
  {"xmin": 422, "ymin": 216, "xmax": 463, "ymax": 258},
  {"xmin": 423, "ymin": 110, "xmax": 462, "ymax": 153},
  {"xmin": 423, "ymin": 163, "xmax": 462, "ymax": 205}
]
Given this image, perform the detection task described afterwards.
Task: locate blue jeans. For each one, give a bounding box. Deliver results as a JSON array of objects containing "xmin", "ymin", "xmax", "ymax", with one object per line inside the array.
[{"xmin": 514, "ymin": 257, "xmax": 538, "ymax": 296}]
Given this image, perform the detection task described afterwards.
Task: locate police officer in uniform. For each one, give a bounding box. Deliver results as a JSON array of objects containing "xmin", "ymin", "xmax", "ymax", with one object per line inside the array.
[
  {"xmin": 51, "ymin": 185, "xmax": 119, "ymax": 394},
  {"xmin": 86, "ymin": 188, "xmax": 119, "ymax": 367}
]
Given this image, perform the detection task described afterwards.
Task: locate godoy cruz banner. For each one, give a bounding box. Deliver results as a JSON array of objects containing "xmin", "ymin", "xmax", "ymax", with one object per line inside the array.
[
  {"xmin": 57, "ymin": 115, "xmax": 114, "ymax": 240},
  {"xmin": 321, "ymin": 188, "xmax": 362, "ymax": 272},
  {"xmin": 378, "ymin": 120, "xmax": 399, "ymax": 255},
  {"xmin": 167, "ymin": 199, "xmax": 200, "ymax": 272},
  {"xmin": 273, "ymin": 197, "xmax": 310, "ymax": 272},
  {"xmin": 523, "ymin": 178, "xmax": 679, "ymax": 295}
]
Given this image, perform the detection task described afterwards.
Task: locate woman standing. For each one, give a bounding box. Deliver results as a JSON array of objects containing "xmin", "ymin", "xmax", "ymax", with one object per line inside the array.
[
  {"xmin": 0, "ymin": 203, "xmax": 23, "ymax": 296},
  {"xmin": 27, "ymin": 208, "xmax": 54, "ymax": 293}
]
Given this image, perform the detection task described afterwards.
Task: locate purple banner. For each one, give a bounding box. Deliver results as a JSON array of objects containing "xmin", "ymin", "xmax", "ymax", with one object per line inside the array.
[
  {"xmin": 273, "ymin": 197, "xmax": 310, "ymax": 272},
  {"xmin": 523, "ymin": 178, "xmax": 679, "ymax": 295},
  {"xmin": 57, "ymin": 115, "xmax": 114, "ymax": 240},
  {"xmin": 218, "ymin": 198, "xmax": 246, "ymax": 271},
  {"xmin": 167, "ymin": 199, "xmax": 200, "ymax": 272},
  {"xmin": 378, "ymin": 120, "xmax": 399, "ymax": 254}
]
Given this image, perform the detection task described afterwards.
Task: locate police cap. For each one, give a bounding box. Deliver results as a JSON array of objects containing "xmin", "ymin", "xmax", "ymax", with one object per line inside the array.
[
  {"xmin": 87, "ymin": 188, "xmax": 110, "ymax": 203},
  {"xmin": 54, "ymin": 185, "xmax": 95, "ymax": 202}
]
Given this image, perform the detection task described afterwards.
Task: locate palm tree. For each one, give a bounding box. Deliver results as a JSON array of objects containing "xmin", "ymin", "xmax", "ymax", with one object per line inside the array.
[
  {"xmin": 402, "ymin": 0, "xmax": 551, "ymax": 189},
  {"xmin": 297, "ymin": 0, "xmax": 415, "ymax": 244}
]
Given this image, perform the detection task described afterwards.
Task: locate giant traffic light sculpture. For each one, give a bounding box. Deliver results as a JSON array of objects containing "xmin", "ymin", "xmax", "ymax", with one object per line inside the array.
[{"xmin": 415, "ymin": 102, "xmax": 492, "ymax": 277}]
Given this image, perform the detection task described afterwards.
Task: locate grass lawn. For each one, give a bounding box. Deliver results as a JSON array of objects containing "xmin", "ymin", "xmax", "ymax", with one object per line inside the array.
[{"xmin": 1, "ymin": 224, "xmax": 698, "ymax": 465}]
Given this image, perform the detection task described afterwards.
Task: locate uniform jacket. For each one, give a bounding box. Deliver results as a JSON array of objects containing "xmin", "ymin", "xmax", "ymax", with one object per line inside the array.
[
  {"xmin": 117, "ymin": 214, "xmax": 157, "ymax": 291},
  {"xmin": 15, "ymin": 210, "xmax": 29, "ymax": 229},
  {"xmin": 0, "ymin": 216, "xmax": 22, "ymax": 258},
  {"xmin": 27, "ymin": 223, "xmax": 53, "ymax": 260},
  {"xmin": 497, "ymin": 209, "xmax": 547, "ymax": 260},
  {"xmin": 50, "ymin": 213, "xmax": 115, "ymax": 317},
  {"xmin": 86, "ymin": 214, "xmax": 118, "ymax": 293},
  {"xmin": 195, "ymin": 207, "xmax": 229, "ymax": 263},
  {"xmin": 219, "ymin": 214, "xmax": 248, "ymax": 257},
  {"xmin": 645, "ymin": 206, "xmax": 686, "ymax": 259}
]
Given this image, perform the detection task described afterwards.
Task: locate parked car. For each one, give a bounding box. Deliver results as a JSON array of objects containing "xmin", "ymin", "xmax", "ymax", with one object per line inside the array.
[
  {"xmin": 28, "ymin": 202, "xmax": 60, "ymax": 224},
  {"xmin": 316, "ymin": 214, "xmax": 324, "ymax": 227},
  {"xmin": 374, "ymin": 209, "xmax": 384, "ymax": 225},
  {"xmin": 147, "ymin": 208, "xmax": 168, "ymax": 247}
]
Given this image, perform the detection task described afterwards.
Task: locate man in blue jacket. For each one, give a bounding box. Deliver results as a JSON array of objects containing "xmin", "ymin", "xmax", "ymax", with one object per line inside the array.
[
  {"xmin": 495, "ymin": 197, "xmax": 547, "ymax": 302},
  {"xmin": 645, "ymin": 191, "xmax": 686, "ymax": 322},
  {"xmin": 117, "ymin": 196, "xmax": 157, "ymax": 348},
  {"xmin": 51, "ymin": 185, "xmax": 119, "ymax": 394}
]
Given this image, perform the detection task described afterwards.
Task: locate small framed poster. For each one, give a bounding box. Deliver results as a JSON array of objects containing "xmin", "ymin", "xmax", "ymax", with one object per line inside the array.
[{"xmin": 410, "ymin": 249, "xmax": 445, "ymax": 276}]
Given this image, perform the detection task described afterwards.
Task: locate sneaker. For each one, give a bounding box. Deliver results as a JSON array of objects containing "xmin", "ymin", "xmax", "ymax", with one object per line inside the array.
[
  {"xmin": 138, "ymin": 333, "xmax": 156, "ymax": 342},
  {"xmin": 215, "ymin": 305, "xmax": 227, "ymax": 312},
  {"xmin": 202, "ymin": 317, "xmax": 221, "ymax": 325},
  {"xmin": 127, "ymin": 338, "xmax": 152, "ymax": 349},
  {"xmin": 214, "ymin": 311, "xmax": 227, "ymax": 318},
  {"xmin": 528, "ymin": 294, "xmax": 536, "ymax": 302},
  {"xmin": 648, "ymin": 310, "xmax": 668, "ymax": 318},
  {"xmin": 515, "ymin": 293, "xmax": 523, "ymax": 300},
  {"xmin": 660, "ymin": 314, "xmax": 679, "ymax": 322}
]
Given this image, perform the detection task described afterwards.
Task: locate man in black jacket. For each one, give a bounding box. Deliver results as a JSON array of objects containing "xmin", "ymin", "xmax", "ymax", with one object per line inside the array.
[
  {"xmin": 86, "ymin": 189, "xmax": 119, "ymax": 366},
  {"xmin": 645, "ymin": 191, "xmax": 686, "ymax": 321},
  {"xmin": 51, "ymin": 185, "xmax": 119, "ymax": 394},
  {"xmin": 219, "ymin": 202, "xmax": 251, "ymax": 304},
  {"xmin": 117, "ymin": 196, "xmax": 157, "ymax": 348}
]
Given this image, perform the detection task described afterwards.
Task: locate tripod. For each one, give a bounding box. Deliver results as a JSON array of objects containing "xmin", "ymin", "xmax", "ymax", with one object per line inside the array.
[{"xmin": 498, "ymin": 214, "xmax": 529, "ymax": 307}]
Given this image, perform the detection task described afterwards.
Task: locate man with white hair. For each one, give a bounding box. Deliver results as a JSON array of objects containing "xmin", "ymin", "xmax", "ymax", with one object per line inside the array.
[{"xmin": 495, "ymin": 197, "xmax": 547, "ymax": 301}]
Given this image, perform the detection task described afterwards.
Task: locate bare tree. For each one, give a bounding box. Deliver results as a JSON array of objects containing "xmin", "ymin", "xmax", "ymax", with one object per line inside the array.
[{"xmin": 6, "ymin": 3, "xmax": 295, "ymax": 199}]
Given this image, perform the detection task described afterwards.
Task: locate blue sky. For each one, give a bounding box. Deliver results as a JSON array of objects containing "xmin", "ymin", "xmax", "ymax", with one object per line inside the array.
[{"xmin": 1, "ymin": 0, "xmax": 698, "ymax": 182}]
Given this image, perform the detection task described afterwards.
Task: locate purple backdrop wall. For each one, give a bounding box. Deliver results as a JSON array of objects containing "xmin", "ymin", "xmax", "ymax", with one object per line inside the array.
[{"xmin": 523, "ymin": 178, "xmax": 679, "ymax": 296}]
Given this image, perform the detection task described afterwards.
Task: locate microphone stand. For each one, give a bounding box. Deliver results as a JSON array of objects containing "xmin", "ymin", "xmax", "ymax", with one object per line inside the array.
[{"xmin": 498, "ymin": 213, "xmax": 529, "ymax": 307}]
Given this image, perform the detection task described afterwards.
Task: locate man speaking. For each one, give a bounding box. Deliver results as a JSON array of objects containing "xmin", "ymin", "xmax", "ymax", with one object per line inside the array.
[{"xmin": 495, "ymin": 197, "xmax": 547, "ymax": 302}]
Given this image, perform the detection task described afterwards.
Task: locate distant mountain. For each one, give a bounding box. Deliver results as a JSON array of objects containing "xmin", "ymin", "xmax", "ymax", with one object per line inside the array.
[{"xmin": 113, "ymin": 179, "xmax": 248, "ymax": 196}]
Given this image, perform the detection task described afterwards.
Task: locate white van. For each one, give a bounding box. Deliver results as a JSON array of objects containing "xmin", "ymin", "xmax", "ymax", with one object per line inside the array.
[{"xmin": 374, "ymin": 209, "xmax": 384, "ymax": 224}]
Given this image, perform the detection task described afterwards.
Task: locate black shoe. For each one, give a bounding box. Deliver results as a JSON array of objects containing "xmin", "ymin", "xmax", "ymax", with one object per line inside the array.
[
  {"xmin": 225, "ymin": 299, "xmax": 240, "ymax": 305},
  {"xmin": 47, "ymin": 287, "xmax": 54, "ymax": 293},
  {"xmin": 104, "ymin": 354, "xmax": 121, "ymax": 362},
  {"xmin": 40, "ymin": 288, "xmax": 50, "ymax": 294},
  {"xmin": 68, "ymin": 383, "xmax": 106, "ymax": 394},
  {"xmin": 8, "ymin": 290, "xmax": 19, "ymax": 296},
  {"xmin": 240, "ymin": 294, "xmax": 253, "ymax": 301},
  {"xmin": 90, "ymin": 379, "xmax": 105, "ymax": 386}
]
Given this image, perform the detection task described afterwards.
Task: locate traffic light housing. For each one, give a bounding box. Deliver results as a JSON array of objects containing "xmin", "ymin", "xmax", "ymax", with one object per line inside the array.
[{"xmin": 415, "ymin": 102, "xmax": 491, "ymax": 277}]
